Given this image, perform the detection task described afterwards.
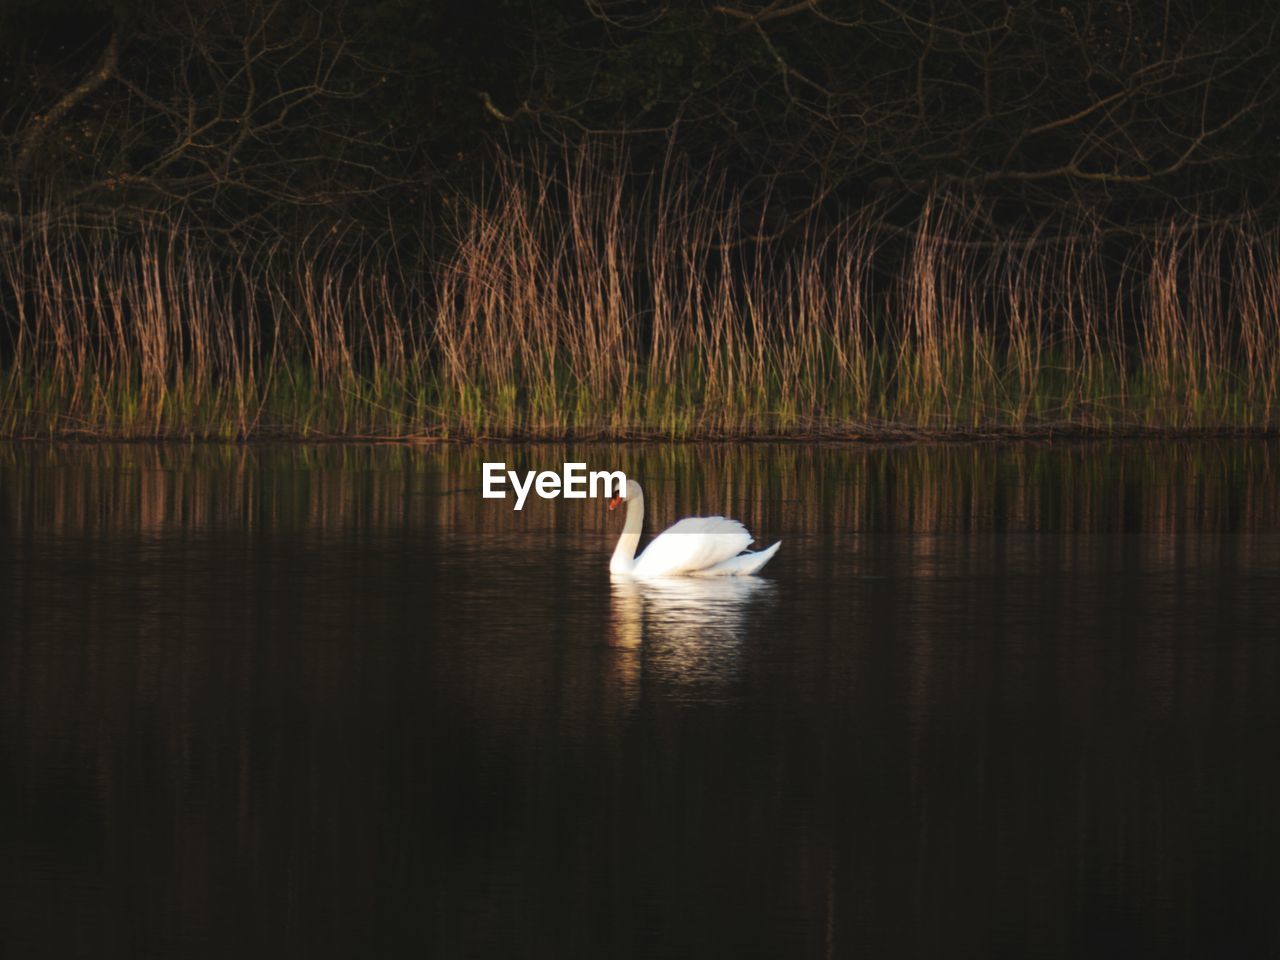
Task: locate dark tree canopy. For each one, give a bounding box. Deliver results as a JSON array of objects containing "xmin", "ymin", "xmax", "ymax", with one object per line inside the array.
[{"xmin": 2, "ymin": 0, "xmax": 1278, "ymax": 237}]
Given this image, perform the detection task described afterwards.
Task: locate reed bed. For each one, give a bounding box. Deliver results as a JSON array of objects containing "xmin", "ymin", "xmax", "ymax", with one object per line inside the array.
[{"xmin": 3, "ymin": 154, "xmax": 1279, "ymax": 439}]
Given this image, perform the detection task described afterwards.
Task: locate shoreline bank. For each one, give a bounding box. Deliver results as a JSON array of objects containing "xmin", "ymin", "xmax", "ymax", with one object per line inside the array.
[{"xmin": 3, "ymin": 424, "xmax": 1278, "ymax": 444}]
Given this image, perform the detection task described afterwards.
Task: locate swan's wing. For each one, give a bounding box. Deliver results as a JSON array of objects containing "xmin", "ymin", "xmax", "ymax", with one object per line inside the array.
[
  {"xmin": 632, "ymin": 516, "xmax": 752, "ymax": 578},
  {"xmin": 691, "ymin": 540, "xmax": 781, "ymax": 577}
]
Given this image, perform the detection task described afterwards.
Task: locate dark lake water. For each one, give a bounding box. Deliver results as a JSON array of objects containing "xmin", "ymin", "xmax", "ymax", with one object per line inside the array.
[{"xmin": 3, "ymin": 441, "xmax": 1280, "ymax": 958}]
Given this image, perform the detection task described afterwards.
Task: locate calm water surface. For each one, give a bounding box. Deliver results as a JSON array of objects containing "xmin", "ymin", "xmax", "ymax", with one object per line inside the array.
[{"xmin": 2, "ymin": 442, "xmax": 1279, "ymax": 958}]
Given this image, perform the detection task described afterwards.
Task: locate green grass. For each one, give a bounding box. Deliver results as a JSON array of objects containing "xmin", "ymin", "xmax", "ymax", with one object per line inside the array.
[{"xmin": 3, "ymin": 350, "xmax": 1275, "ymax": 440}]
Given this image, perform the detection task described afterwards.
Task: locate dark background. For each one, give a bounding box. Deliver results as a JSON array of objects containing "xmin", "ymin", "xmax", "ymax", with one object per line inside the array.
[{"xmin": 2, "ymin": 0, "xmax": 1278, "ymax": 243}]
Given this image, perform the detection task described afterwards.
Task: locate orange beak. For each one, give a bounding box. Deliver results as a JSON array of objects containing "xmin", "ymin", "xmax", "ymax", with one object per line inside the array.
[{"xmin": 608, "ymin": 495, "xmax": 622, "ymax": 511}]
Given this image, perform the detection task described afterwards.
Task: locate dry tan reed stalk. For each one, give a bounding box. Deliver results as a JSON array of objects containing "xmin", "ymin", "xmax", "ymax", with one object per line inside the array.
[{"xmin": 3, "ymin": 148, "xmax": 1280, "ymax": 438}]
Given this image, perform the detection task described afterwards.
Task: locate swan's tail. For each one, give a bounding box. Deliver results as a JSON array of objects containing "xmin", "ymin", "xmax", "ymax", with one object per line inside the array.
[{"xmin": 694, "ymin": 540, "xmax": 781, "ymax": 577}]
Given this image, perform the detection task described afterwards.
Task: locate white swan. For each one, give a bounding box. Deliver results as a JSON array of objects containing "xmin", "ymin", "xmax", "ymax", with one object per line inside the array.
[{"xmin": 608, "ymin": 479, "xmax": 780, "ymax": 578}]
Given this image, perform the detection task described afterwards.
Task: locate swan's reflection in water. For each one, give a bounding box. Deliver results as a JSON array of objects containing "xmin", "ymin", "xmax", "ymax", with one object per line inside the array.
[{"xmin": 610, "ymin": 576, "xmax": 778, "ymax": 699}]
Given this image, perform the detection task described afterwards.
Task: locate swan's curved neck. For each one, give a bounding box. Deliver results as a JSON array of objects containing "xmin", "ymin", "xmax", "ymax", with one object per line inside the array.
[{"xmin": 610, "ymin": 488, "xmax": 644, "ymax": 575}]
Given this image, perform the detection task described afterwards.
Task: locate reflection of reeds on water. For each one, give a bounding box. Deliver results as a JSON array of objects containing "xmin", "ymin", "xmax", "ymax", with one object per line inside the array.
[
  {"xmin": 4, "ymin": 441, "xmax": 1277, "ymax": 547},
  {"xmin": 611, "ymin": 576, "xmax": 777, "ymax": 697}
]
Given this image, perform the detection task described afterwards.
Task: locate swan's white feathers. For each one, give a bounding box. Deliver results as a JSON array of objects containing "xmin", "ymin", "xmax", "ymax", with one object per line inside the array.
[
  {"xmin": 631, "ymin": 516, "xmax": 753, "ymax": 578},
  {"xmin": 609, "ymin": 479, "xmax": 780, "ymax": 577},
  {"xmin": 691, "ymin": 540, "xmax": 782, "ymax": 577}
]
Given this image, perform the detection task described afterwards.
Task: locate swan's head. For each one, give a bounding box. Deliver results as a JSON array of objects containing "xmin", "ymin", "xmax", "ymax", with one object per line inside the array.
[{"xmin": 608, "ymin": 478, "xmax": 642, "ymax": 511}]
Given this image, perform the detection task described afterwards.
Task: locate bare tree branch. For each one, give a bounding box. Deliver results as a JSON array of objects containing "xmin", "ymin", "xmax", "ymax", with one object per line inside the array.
[{"xmin": 11, "ymin": 32, "xmax": 118, "ymax": 183}]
